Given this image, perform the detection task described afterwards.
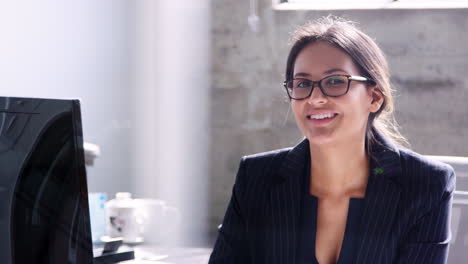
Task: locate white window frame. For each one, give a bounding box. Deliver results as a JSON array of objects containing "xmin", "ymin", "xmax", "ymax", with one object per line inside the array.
[{"xmin": 273, "ymin": 0, "xmax": 468, "ymax": 10}]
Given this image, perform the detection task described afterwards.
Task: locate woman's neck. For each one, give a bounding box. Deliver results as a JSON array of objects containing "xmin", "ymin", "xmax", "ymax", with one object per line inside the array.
[{"xmin": 309, "ymin": 139, "xmax": 369, "ymax": 198}]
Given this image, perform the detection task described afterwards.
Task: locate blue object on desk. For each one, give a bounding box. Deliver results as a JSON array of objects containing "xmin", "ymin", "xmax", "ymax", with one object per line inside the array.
[{"xmin": 89, "ymin": 192, "xmax": 108, "ymax": 244}]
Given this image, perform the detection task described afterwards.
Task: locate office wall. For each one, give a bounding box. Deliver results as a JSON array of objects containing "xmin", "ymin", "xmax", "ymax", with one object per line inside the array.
[
  {"xmin": 209, "ymin": 0, "xmax": 468, "ymax": 239},
  {"xmin": 0, "ymin": 0, "xmax": 134, "ymax": 195}
]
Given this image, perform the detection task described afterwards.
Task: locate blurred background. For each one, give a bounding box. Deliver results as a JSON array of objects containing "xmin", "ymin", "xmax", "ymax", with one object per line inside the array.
[{"xmin": 1, "ymin": 0, "xmax": 467, "ymax": 254}]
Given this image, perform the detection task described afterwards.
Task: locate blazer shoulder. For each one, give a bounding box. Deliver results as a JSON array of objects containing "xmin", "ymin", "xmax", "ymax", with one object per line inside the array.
[
  {"xmin": 397, "ymin": 147, "xmax": 455, "ymax": 195},
  {"xmin": 236, "ymin": 147, "xmax": 292, "ymax": 184}
]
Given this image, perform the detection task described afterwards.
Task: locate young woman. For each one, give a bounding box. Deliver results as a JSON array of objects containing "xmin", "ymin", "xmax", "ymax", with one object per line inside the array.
[{"xmin": 209, "ymin": 16, "xmax": 455, "ymax": 264}]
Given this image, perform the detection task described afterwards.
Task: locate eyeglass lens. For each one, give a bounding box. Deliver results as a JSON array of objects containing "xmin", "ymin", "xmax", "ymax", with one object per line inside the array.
[{"xmin": 286, "ymin": 75, "xmax": 349, "ymax": 99}]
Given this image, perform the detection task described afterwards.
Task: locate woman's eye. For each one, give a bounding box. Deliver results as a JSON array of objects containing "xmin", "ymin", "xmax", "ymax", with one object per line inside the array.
[
  {"xmin": 325, "ymin": 77, "xmax": 346, "ymax": 86},
  {"xmin": 297, "ymin": 81, "xmax": 312, "ymax": 88}
]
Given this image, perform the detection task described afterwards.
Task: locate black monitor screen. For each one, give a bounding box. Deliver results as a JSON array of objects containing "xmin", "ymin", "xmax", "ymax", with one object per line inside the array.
[{"xmin": 0, "ymin": 97, "xmax": 93, "ymax": 264}]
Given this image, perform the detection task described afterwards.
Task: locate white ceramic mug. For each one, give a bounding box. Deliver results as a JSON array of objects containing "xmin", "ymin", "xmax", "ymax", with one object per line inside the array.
[
  {"xmin": 135, "ymin": 199, "xmax": 180, "ymax": 244},
  {"xmin": 105, "ymin": 193, "xmax": 147, "ymax": 244},
  {"xmin": 105, "ymin": 193, "xmax": 180, "ymax": 244}
]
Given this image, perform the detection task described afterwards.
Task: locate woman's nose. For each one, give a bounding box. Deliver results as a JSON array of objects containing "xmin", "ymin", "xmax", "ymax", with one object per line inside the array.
[{"xmin": 307, "ymin": 84, "xmax": 328, "ymax": 105}]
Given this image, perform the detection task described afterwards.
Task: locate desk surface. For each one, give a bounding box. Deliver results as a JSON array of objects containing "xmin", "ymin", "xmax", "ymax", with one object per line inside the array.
[{"xmin": 119, "ymin": 246, "xmax": 212, "ymax": 264}]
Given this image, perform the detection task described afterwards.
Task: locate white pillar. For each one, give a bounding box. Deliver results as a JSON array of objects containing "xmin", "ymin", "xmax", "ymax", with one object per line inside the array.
[{"xmin": 132, "ymin": 0, "xmax": 211, "ymax": 246}]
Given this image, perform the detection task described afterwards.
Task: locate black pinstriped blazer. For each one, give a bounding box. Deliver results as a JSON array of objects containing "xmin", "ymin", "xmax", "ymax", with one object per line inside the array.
[{"xmin": 209, "ymin": 130, "xmax": 456, "ymax": 264}]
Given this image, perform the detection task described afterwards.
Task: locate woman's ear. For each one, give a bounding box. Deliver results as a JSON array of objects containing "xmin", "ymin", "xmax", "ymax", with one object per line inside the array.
[{"xmin": 368, "ymin": 86, "xmax": 384, "ymax": 113}]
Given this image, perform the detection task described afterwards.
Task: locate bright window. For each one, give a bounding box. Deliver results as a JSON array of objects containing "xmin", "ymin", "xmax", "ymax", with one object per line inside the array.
[{"xmin": 274, "ymin": 0, "xmax": 468, "ymax": 10}]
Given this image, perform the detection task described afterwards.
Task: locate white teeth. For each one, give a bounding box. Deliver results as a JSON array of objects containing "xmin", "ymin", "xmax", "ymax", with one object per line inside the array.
[{"xmin": 308, "ymin": 113, "xmax": 336, "ymax": 120}]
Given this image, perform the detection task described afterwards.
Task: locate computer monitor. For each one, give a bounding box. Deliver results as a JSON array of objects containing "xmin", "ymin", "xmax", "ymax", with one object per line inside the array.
[{"xmin": 0, "ymin": 96, "xmax": 93, "ymax": 264}]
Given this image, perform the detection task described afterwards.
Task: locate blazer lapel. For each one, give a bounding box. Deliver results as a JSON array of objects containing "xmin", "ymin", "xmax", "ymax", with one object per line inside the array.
[
  {"xmin": 355, "ymin": 130, "xmax": 403, "ymax": 263},
  {"xmin": 266, "ymin": 139, "xmax": 308, "ymax": 264}
]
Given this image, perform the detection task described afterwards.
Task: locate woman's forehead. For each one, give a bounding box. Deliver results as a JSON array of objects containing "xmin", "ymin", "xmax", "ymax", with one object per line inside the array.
[{"xmin": 293, "ymin": 42, "xmax": 360, "ymax": 78}]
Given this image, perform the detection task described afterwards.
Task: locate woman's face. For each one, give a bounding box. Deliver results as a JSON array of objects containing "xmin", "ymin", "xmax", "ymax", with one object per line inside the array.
[{"xmin": 291, "ymin": 41, "xmax": 382, "ymax": 147}]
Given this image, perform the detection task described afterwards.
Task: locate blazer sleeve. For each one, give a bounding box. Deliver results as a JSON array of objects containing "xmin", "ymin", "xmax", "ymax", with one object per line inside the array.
[
  {"xmin": 209, "ymin": 157, "xmax": 250, "ymax": 264},
  {"xmin": 395, "ymin": 168, "xmax": 456, "ymax": 264}
]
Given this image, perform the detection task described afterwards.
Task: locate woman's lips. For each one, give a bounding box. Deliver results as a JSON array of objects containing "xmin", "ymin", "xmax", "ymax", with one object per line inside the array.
[{"xmin": 306, "ymin": 114, "xmax": 338, "ymax": 126}]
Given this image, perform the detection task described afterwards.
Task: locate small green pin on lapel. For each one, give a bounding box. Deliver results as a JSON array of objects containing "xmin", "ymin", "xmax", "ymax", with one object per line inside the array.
[{"xmin": 374, "ymin": 167, "xmax": 384, "ymax": 175}]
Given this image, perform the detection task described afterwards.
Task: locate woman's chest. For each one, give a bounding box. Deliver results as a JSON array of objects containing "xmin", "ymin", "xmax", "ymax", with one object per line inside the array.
[
  {"xmin": 245, "ymin": 181, "xmax": 407, "ymax": 263},
  {"xmin": 315, "ymin": 199, "xmax": 351, "ymax": 264}
]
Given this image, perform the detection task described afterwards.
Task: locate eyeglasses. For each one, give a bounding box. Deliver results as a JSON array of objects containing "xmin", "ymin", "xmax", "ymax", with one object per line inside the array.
[{"xmin": 283, "ymin": 75, "xmax": 374, "ymax": 100}]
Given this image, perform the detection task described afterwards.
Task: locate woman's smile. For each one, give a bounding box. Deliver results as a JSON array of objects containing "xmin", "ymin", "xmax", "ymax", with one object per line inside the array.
[{"xmin": 306, "ymin": 113, "xmax": 339, "ymax": 127}]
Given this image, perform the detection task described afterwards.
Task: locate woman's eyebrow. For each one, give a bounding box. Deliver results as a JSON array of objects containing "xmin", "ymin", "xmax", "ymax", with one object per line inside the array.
[
  {"xmin": 323, "ymin": 68, "xmax": 347, "ymax": 75},
  {"xmin": 294, "ymin": 68, "xmax": 348, "ymax": 78},
  {"xmin": 293, "ymin": 72, "xmax": 311, "ymax": 78}
]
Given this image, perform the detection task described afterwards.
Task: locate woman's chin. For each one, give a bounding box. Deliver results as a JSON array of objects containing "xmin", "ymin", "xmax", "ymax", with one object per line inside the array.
[{"xmin": 306, "ymin": 133, "xmax": 338, "ymax": 146}]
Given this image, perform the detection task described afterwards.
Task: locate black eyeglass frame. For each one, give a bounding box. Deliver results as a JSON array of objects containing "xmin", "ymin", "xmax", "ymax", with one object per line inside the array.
[{"xmin": 283, "ymin": 74, "xmax": 375, "ymax": 100}]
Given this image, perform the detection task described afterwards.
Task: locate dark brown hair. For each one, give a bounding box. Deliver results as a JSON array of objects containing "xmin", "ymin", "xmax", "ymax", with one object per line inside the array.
[{"xmin": 285, "ymin": 16, "xmax": 409, "ymax": 154}]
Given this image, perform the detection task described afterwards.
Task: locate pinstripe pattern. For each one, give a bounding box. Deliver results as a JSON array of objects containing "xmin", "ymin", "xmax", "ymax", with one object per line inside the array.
[{"xmin": 209, "ymin": 130, "xmax": 455, "ymax": 264}]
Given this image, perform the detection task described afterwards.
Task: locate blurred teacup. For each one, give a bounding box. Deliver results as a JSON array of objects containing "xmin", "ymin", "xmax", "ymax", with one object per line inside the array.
[
  {"xmin": 105, "ymin": 193, "xmax": 179, "ymax": 244},
  {"xmin": 135, "ymin": 198, "xmax": 180, "ymax": 244}
]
